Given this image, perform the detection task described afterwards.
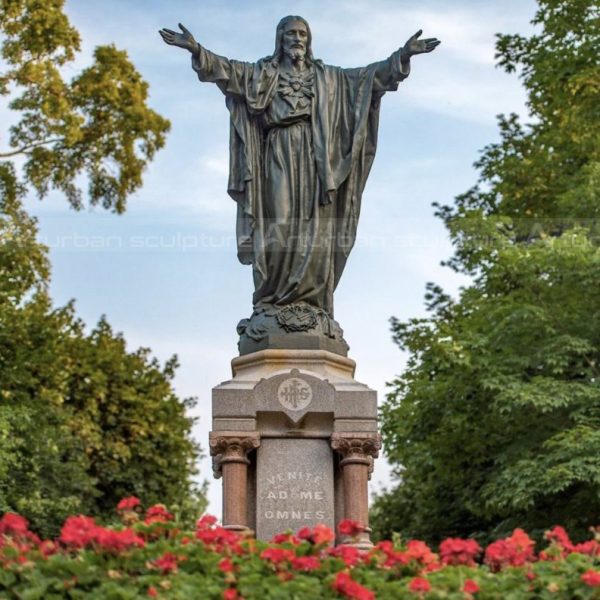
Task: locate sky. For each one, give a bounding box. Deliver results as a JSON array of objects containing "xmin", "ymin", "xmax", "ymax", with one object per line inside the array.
[{"xmin": 13, "ymin": 0, "xmax": 537, "ymax": 516}]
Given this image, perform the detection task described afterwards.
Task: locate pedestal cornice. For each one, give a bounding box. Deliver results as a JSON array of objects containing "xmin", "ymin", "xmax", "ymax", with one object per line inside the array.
[{"xmin": 231, "ymin": 349, "xmax": 357, "ymax": 381}]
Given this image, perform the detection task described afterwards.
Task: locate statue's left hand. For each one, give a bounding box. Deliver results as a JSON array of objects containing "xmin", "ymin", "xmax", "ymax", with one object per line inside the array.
[
  {"xmin": 159, "ymin": 23, "xmax": 198, "ymax": 54},
  {"xmin": 402, "ymin": 30, "xmax": 440, "ymax": 58}
]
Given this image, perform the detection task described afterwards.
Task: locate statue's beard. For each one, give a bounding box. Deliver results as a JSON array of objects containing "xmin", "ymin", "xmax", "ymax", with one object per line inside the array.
[{"xmin": 284, "ymin": 47, "xmax": 306, "ymax": 63}]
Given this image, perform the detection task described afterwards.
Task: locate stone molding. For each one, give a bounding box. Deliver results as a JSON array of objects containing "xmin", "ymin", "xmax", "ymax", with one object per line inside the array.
[
  {"xmin": 209, "ymin": 431, "xmax": 261, "ymax": 477},
  {"xmin": 230, "ymin": 348, "xmax": 357, "ymax": 379},
  {"xmin": 330, "ymin": 432, "xmax": 381, "ymax": 467}
]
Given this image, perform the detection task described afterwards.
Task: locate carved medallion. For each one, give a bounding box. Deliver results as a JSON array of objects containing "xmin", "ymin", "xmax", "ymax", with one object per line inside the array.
[{"xmin": 277, "ymin": 377, "xmax": 313, "ymax": 411}]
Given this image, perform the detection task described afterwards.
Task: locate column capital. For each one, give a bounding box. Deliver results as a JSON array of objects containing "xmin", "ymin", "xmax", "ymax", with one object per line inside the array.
[
  {"xmin": 330, "ymin": 432, "xmax": 381, "ymax": 466},
  {"xmin": 209, "ymin": 431, "xmax": 261, "ymax": 477}
]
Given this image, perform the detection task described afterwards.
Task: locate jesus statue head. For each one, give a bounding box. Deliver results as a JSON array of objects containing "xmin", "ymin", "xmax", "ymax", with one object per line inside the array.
[{"xmin": 271, "ymin": 15, "xmax": 316, "ymax": 66}]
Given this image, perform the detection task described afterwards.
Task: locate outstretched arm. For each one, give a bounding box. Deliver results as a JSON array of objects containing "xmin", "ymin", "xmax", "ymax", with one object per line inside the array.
[
  {"xmin": 365, "ymin": 30, "xmax": 440, "ymax": 91},
  {"xmin": 159, "ymin": 23, "xmax": 249, "ymax": 98},
  {"xmin": 400, "ymin": 29, "xmax": 440, "ymax": 67}
]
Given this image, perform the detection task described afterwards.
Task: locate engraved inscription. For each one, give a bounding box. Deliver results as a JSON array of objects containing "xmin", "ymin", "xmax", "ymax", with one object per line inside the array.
[
  {"xmin": 277, "ymin": 377, "xmax": 312, "ymax": 411},
  {"xmin": 262, "ymin": 471, "xmax": 326, "ymax": 522},
  {"xmin": 256, "ymin": 439, "xmax": 334, "ymax": 541}
]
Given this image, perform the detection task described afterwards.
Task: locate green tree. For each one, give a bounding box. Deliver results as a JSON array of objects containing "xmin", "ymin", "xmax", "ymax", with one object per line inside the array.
[
  {"xmin": 373, "ymin": 0, "xmax": 600, "ymax": 544},
  {"xmin": 0, "ymin": 1, "xmax": 205, "ymax": 536},
  {"xmin": 1, "ymin": 0, "xmax": 169, "ymax": 212},
  {"xmin": 66, "ymin": 317, "xmax": 206, "ymax": 523},
  {"xmin": 0, "ymin": 163, "xmax": 93, "ymax": 536},
  {"xmin": 0, "ymin": 165, "xmax": 205, "ymax": 538}
]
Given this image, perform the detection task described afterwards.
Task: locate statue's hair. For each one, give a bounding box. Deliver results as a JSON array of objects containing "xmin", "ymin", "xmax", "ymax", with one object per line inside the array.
[{"xmin": 270, "ymin": 15, "xmax": 316, "ymax": 66}]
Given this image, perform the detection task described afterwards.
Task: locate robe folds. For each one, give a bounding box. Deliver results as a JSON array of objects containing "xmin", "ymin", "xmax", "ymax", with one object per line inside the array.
[{"xmin": 192, "ymin": 47, "xmax": 409, "ymax": 317}]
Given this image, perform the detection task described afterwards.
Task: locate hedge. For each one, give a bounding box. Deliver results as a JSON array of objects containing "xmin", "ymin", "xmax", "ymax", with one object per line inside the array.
[{"xmin": 0, "ymin": 498, "xmax": 599, "ymax": 599}]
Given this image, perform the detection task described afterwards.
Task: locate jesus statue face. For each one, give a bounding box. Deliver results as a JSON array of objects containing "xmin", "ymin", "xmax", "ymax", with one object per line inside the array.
[{"xmin": 281, "ymin": 19, "xmax": 308, "ymax": 62}]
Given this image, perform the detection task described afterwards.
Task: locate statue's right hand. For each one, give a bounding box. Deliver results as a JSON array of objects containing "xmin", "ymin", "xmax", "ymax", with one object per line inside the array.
[{"xmin": 159, "ymin": 23, "xmax": 198, "ymax": 54}]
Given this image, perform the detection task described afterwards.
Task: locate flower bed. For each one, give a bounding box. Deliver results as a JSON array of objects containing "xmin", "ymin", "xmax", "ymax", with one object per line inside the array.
[{"xmin": 0, "ymin": 499, "xmax": 599, "ymax": 599}]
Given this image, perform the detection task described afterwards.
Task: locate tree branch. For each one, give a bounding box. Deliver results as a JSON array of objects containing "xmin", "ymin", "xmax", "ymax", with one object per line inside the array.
[{"xmin": 0, "ymin": 138, "xmax": 63, "ymax": 158}]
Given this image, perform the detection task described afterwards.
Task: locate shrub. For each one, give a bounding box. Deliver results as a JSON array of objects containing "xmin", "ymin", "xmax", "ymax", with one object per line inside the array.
[{"xmin": 0, "ymin": 501, "xmax": 598, "ymax": 598}]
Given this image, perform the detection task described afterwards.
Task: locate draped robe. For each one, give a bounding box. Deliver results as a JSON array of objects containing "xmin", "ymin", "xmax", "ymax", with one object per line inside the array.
[{"xmin": 192, "ymin": 47, "xmax": 409, "ymax": 317}]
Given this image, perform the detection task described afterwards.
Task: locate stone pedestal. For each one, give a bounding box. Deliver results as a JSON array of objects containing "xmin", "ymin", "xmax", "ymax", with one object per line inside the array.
[{"xmin": 210, "ymin": 349, "xmax": 380, "ymax": 545}]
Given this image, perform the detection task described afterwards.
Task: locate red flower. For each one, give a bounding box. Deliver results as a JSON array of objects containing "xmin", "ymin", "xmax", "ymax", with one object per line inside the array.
[
  {"xmin": 223, "ymin": 589, "xmax": 238, "ymax": 600},
  {"xmin": 291, "ymin": 556, "xmax": 321, "ymax": 571},
  {"xmin": 545, "ymin": 526, "xmax": 573, "ymax": 549},
  {"xmin": 338, "ymin": 520, "xmax": 366, "ymax": 537},
  {"xmin": 144, "ymin": 504, "xmax": 173, "ymax": 525},
  {"xmin": 332, "ymin": 572, "xmax": 374, "ymax": 600},
  {"xmin": 297, "ymin": 527, "xmax": 312, "ymax": 540},
  {"xmin": 117, "ymin": 496, "xmax": 141, "ymax": 511},
  {"xmin": 541, "ymin": 525, "xmax": 574, "ymax": 559},
  {"xmin": 439, "ymin": 538, "xmax": 481, "ymax": 566},
  {"xmin": 39, "ymin": 540, "xmax": 58, "ymax": 558},
  {"xmin": 313, "ymin": 523, "xmax": 335, "ymax": 545},
  {"xmin": 581, "ymin": 570, "xmax": 600, "ymax": 588},
  {"xmin": 329, "ymin": 544, "xmax": 363, "ymax": 567},
  {"xmin": 260, "ymin": 547, "xmax": 295, "ymax": 565},
  {"xmin": 94, "ymin": 527, "xmax": 145, "ymax": 553},
  {"xmin": 297, "ymin": 524, "xmax": 335, "ymax": 545},
  {"xmin": 59, "ymin": 516, "xmax": 99, "ymax": 549},
  {"xmin": 463, "ymin": 579, "xmax": 480, "ymax": 594},
  {"xmin": 197, "ymin": 514, "xmax": 218, "ymax": 530},
  {"xmin": 406, "ymin": 540, "xmax": 438, "ymax": 566},
  {"xmin": 219, "ymin": 557, "xmax": 235, "ymax": 573},
  {"xmin": 196, "ymin": 525, "xmax": 241, "ymax": 550},
  {"xmin": 271, "ymin": 532, "xmax": 300, "ymax": 545},
  {"xmin": 147, "ymin": 586, "xmax": 158, "ymax": 597},
  {"xmin": 408, "ymin": 577, "xmax": 431, "ymax": 593},
  {"xmin": 195, "ymin": 514, "xmax": 239, "ymax": 549},
  {"xmin": 484, "ymin": 529, "xmax": 535, "ymax": 571},
  {"xmin": 374, "ymin": 540, "xmax": 393, "ymax": 554},
  {"xmin": 371, "ymin": 540, "xmax": 410, "ymax": 568},
  {"xmin": 0, "ymin": 513, "xmax": 29, "ymax": 537},
  {"xmin": 573, "ymin": 540, "xmax": 600, "ymax": 557},
  {"xmin": 153, "ymin": 552, "xmax": 179, "ymax": 574},
  {"xmin": 59, "ymin": 516, "xmax": 145, "ymax": 553}
]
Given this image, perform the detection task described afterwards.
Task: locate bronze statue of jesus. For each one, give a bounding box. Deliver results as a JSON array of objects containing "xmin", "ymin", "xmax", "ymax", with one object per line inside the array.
[{"xmin": 160, "ymin": 16, "xmax": 440, "ymax": 355}]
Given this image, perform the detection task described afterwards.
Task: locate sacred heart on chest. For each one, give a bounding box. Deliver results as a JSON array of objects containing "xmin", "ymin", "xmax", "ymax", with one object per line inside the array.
[{"xmin": 278, "ymin": 70, "xmax": 314, "ymax": 111}]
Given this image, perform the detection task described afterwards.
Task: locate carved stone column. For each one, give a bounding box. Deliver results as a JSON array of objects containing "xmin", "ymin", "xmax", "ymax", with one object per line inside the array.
[
  {"xmin": 209, "ymin": 432, "xmax": 260, "ymax": 532},
  {"xmin": 331, "ymin": 432, "xmax": 381, "ymax": 547}
]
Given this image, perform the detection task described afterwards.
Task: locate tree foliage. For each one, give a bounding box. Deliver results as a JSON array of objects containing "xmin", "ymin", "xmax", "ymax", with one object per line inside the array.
[
  {"xmin": 0, "ymin": 163, "xmax": 89, "ymax": 536},
  {"xmin": 0, "ymin": 0, "xmax": 170, "ymax": 212},
  {"xmin": 0, "ymin": 2, "xmax": 204, "ymax": 537},
  {"xmin": 374, "ymin": 0, "xmax": 600, "ymax": 544},
  {"xmin": 0, "ymin": 171, "xmax": 205, "ymax": 537}
]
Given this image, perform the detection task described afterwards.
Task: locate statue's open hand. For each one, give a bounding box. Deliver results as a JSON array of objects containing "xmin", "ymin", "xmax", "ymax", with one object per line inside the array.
[
  {"xmin": 159, "ymin": 23, "xmax": 197, "ymax": 54},
  {"xmin": 402, "ymin": 30, "xmax": 440, "ymax": 58}
]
